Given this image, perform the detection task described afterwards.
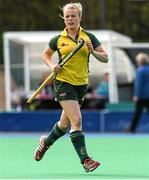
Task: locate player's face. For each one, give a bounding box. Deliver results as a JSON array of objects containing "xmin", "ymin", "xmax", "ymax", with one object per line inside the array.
[{"xmin": 64, "ymin": 8, "xmax": 81, "ymax": 30}]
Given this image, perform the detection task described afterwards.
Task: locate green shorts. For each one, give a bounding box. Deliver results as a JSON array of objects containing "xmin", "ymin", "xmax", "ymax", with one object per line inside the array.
[{"xmin": 54, "ymin": 80, "xmax": 88, "ymax": 105}]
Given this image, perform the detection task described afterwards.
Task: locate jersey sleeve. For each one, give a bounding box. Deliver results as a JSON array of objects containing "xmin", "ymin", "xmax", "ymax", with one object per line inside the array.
[
  {"xmin": 48, "ymin": 35, "xmax": 59, "ymax": 51},
  {"xmin": 85, "ymin": 31, "xmax": 101, "ymax": 49}
]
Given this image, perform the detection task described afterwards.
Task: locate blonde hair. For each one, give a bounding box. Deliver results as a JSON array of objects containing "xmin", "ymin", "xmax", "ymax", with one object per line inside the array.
[
  {"xmin": 136, "ymin": 52, "xmax": 149, "ymax": 65},
  {"xmin": 62, "ymin": 2, "xmax": 83, "ymax": 18}
]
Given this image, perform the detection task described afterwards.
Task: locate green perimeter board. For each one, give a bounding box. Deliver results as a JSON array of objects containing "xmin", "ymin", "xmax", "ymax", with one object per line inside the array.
[{"xmin": 0, "ymin": 134, "xmax": 149, "ymax": 179}]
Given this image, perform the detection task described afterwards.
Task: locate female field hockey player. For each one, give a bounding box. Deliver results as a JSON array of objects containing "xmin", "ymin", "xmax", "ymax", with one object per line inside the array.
[{"xmin": 34, "ymin": 2, "xmax": 108, "ymax": 172}]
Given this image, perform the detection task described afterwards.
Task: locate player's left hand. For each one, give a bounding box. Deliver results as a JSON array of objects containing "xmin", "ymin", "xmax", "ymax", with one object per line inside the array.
[{"xmin": 86, "ymin": 41, "xmax": 94, "ymax": 53}]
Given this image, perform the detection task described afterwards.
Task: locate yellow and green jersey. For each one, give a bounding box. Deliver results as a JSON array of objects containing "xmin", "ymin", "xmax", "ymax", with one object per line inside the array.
[{"xmin": 49, "ymin": 27, "xmax": 101, "ymax": 85}]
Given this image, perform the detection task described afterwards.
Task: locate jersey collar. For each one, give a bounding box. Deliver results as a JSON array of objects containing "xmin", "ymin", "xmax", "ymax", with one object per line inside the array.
[{"xmin": 60, "ymin": 27, "xmax": 84, "ymax": 37}]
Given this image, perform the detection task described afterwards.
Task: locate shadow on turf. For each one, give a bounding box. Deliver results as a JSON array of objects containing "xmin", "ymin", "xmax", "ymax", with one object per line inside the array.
[
  {"xmin": 88, "ymin": 173, "xmax": 149, "ymax": 179},
  {"xmin": 28, "ymin": 172, "xmax": 149, "ymax": 179}
]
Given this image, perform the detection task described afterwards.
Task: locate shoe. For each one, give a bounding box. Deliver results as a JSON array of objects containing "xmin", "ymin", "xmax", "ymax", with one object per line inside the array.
[
  {"xmin": 83, "ymin": 157, "xmax": 100, "ymax": 172},
  {"xmin": 34, "ymin": 135, "xmax": 49, "ymax": 161}
]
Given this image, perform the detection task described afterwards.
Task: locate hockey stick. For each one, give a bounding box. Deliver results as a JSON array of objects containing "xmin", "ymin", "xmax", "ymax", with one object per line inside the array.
[{"xmin": 27, "ymin": 39, "xmax": 85, "ymax": 103}]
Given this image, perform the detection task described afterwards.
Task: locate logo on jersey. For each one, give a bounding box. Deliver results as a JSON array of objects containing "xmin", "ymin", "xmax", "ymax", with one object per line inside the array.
[
  {"xmin": 59, "ymin": 93, "xmax": 66, "ymax": 97},
  {"xmin": 61, "ymin": 43, "xmax": 69, "ymax": 47}
]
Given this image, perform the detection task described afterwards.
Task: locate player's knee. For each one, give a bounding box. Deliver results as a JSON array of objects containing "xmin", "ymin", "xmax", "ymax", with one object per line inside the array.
[
  {"xmin": 58, "ymin": 121, "xmax": 70, "ymax": 132},
  {"xmin": 71, "ymin": 115, "xmax": 82, "ymax": 129}
]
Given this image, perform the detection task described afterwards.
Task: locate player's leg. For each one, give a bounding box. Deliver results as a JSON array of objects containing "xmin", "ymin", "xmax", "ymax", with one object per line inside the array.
[
  {"xmin": 34, "ymin": 110, "xmax": 70, "ymax": 161},
  {"xmin": 44, "ymin": 110, "xmax": 70, "ymax": 146},
  {"xmin": 145, "ymin": 99, "xmax": 149, "ymax": 113},
  {"xmin": 129, "ymin": 99, "xmax": 143, "ymax": 132},
  {"xmin": 60, "ymin": 100, "xmax": 100, "ymax": 172}
]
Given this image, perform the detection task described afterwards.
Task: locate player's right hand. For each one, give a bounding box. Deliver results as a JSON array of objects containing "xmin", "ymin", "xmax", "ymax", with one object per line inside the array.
[{"xmin": 53, "ymin": 64, "xmax": 62, "ymax": 74}]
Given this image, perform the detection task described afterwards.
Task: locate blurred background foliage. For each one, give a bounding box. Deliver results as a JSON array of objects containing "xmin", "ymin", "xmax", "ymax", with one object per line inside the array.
[{"xmin": 0, "ymin": 0, "xmax": 149, "ymax": 64}]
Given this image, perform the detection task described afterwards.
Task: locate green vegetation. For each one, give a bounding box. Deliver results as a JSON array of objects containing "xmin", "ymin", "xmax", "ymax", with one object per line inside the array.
[{"xmin": 0, "ymin": 0, "xmax": 149, "ymax": 64}]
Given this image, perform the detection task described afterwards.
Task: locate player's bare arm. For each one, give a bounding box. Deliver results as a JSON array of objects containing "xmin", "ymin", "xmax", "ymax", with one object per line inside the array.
[
  {"xmin": 42, "ymin": 47, "xmax": 61, "ymax": 74},
  {"xmin": 86, "ymin": 41, "xmax": 108, "ymax": 63}
]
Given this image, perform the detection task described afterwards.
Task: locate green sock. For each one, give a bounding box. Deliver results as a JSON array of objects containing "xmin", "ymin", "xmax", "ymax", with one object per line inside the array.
[
  {"xmin": 44, "ymin": 123, "xmax": 66, "ymax": 146},
  {"xmin": 70, "ymin": 130, "xmax": 89, "ymax": 163}
]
